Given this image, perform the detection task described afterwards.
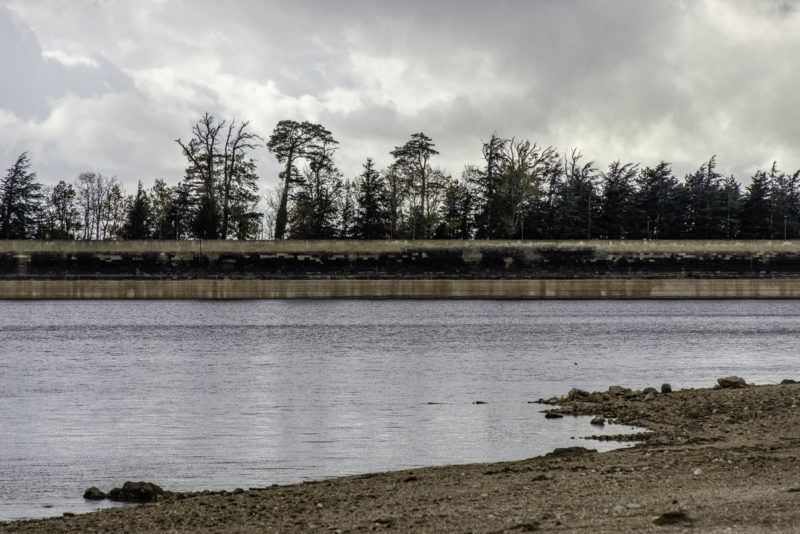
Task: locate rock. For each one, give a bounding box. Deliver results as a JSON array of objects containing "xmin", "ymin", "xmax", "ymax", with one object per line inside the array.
[
  {"xmin": 531, "ymin": 472, "xmax": 555, "ymax": 482},
  {"xmin": 544, "ymin": 412, "xmax": 563, "ymax": 419},
  {"xmin": 653, "ymin": 511, "xmax": 693, "ymax": 526},
  {"xmin": 661, "ymin": 383, "xmax": 672, "ymax": 393},
  {"xmin": 608, "ymin": 385, "xmax": 631, "ymax": 396},
  {"xmin": 693, "ymin": 468, "xmax": 703, "ymax": 476},
  {"xmin": 643, "ymin": 387, "xmax": 658, "ymax": 395},
  {"xmin": 644, "ymin": 392, "xmax": 655, "ymax": 401},
  {"xmin": 83, "ymin": 487, "xmax": 106, "ymax": 500},
  {"xmin": 781, "ymin": 379, "xmax": 797, "ymax": 385},
  {"xmin": 611, "ymin": 505, "xmax": 626, "ymax": 514},
  {"xmin": 545, "ymin": 446, "xmax": 597, "ymax": 458},
  {"xmin": 567, "ymin": 388, "xmax": 591, "ymax": 401},
  {"xmin": 108, "ymin": 481, "xmax": 164, "ymax": 503},
  {"xmin": 717, "ymin": 376, "xmax": 746, "ymax": 389},
  {"xmin": 590, "ymin": 416, "xmax": 605, "ymax": 425}
]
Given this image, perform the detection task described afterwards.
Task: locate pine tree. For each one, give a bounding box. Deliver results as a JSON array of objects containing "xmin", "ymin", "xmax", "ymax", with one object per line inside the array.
[
  {"xmin": 354, "ymin": 158, "xmax": 388, "ymax": 239},
  {"xmin": 124, "ymin": 181, "xmax": 153, "ymax": 239},
  {"xmin": 0, "ymin": 152, "xmax": 44, "ymax": 239}
]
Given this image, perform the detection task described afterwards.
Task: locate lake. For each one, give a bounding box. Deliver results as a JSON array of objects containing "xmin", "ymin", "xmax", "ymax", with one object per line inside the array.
[{"xmin": 1, "ymin": 299, "xmax": 798, "ymax": 521}]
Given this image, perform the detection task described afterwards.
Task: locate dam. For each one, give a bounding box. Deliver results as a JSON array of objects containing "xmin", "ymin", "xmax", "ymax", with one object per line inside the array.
[{"xmin": 2, "ymin": 240, "xmax": 800, "ymax": 299}]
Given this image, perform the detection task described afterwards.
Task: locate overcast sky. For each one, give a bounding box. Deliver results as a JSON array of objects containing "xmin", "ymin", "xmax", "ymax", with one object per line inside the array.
[{"xmin": 2, "ymin": 0, "xmax": 800, "ymax": 192}]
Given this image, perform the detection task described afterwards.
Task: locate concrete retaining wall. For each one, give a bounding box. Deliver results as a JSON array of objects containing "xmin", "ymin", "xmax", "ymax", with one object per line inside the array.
[{"xmin": 2, "ymin": 240, "xmax": 800, "ymax": 298}]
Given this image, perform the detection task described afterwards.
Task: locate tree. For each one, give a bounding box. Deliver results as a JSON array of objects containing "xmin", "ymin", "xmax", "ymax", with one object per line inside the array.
[
  {"xmin": 597, "ymin": 161, "xmax": 637, "ymax": 239},
  {"xmin": 502, "ymin": 139, "xmax": 555, "ymax": 239},
  {"xmin": 76, "ymin": 172, "xmax": 118, "ymax": 240},
  {"xmin": 740, "ymin": 170, "xmax": 773, "ymax": 238},
  {"xmin": 435, "ymin": 179, "xmax": 473, "ymax": 239},
  {"xmin": 338, "ymin": 180, "xmax": 356, "ymax": 239},
  {"xmin": 0, "ymin": 152, "xmax": 44, "ymax": 239},
  {"xmin": 383, "ymin": 164, "xmax": 406, "ymax": 239},
  {"xmin": 470, "ymin": 133, "xmax": 508, "ymax": 238},
  {"xmin": 682, "ymin": 156, "xmax": 733, "ymax": 239},
  {"xmin": 123, "ymin": 181, "xmax": 153, "ymax": 239},
  {"xmin": 176, "ymin": 113, "xmax": 224, "ymax": 238},
  {"xmin": 632, "ymin": 162, "xmax": 683, "ymax": 239},
  {"xmin": 46, "ymin": 180, "xmax": 81, "ymax": 239},
  {"xmin": 288, "ymin": 137, "xmax": 341, "ymax": 239},
  {"xmin": 149, "ymin": 179, "xmax": 176, "ymax": 239},
  {"xmin": 390, "ymin": 132, "xmax": 441, "ymax": 238},
  {"xmin": 354, "ymin": 158, "xmax": 388, "ymax": 239},
  {"xmin": 220, "ymin": 121, "xmax": 262, "ymax": 238},
  {"xmin": 176, "ymin": 113, "xmax": 261, "ymax": 239},
  {"xmin": 267, "ymin": 120, "xmax": 337, "ymax": 240},
  {"xmin": 550, "ymin": 150, "xmax": 599, "ymax": 239}
]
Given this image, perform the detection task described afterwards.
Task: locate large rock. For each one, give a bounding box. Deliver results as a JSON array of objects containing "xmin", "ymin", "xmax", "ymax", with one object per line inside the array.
[
  {"xmin": 83, "ymin": 487, "xmax": 106, "ymax": 500},
  {"xmin": 717, "ymin": 376, "xmax": 747, "ymax": 389},
  {"xmin": 108, "ymin": 481, "xmax": 164, "ymax": 503},
  {"xmin": 566, "ymin": 388, "xmax": 591, "ymax": 401}
]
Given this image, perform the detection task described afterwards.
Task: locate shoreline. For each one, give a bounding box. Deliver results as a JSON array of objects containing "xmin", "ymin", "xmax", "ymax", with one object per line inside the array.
[{"xmin": 2, "ymin": 379, "xmax": 799, "ymax": 533}]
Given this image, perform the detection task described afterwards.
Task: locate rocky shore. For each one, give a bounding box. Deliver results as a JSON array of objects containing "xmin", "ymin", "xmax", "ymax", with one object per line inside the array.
[{"xmin": 2, "ymin": 379, "xmax": 799, "ymax": 533}]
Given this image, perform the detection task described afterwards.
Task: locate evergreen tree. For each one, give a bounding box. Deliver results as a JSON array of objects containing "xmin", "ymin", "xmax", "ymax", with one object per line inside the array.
[
  {"xmin": 471, "ymin": 133, "xmax": 508, "ymax": 238},
  {"xmin": 683, "ymin": 156, "xmax": 728, "ymax": 238},
  {"xmin": 740, "ymin": 170, "xmax": 773, "ymax": 238},
  {"xmin": 632, "ymin": 162, "xmax": 683, "ymax": 239},
  {"xmin": 597, "ymin": 161, "xmax": 637, "ymax": 239},
  {"xmin": 550, "ymin": 150, "xmax": 599, "ymax": 239},
  {"xmin": 123, "ymin": 181, "xmax": 153, "ymax": 239},
  {"xmin": 288, "ymin": 143, "xmax": 342, "ymax": 239},
  {"xmin": 435, "ymin": 179, "xmax": 473, "ymax": 239},
  {"xmin": 354, "ymin": 158, "xmax": 388, "ymax": 239},
  {"xmin": 0, "ymin": 152, "xmax": 44, "ymax": 239}
]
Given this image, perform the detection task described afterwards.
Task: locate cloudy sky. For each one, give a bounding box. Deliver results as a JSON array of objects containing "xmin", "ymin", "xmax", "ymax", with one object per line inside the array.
[{"xmin": 2, "ymin": 0, "xmax": 800, "ymax": 192}]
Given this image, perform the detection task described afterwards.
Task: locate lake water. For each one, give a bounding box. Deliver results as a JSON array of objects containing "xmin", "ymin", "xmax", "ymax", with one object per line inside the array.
[{"xmin": 1, "ymin": 299, "xmax": 799, "ymax": 521}]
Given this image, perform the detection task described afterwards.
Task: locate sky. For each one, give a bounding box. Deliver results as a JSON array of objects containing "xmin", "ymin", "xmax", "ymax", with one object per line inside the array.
[{"xmin": 2, "ymin": 0, "xmax": 800, "ymax": 193}]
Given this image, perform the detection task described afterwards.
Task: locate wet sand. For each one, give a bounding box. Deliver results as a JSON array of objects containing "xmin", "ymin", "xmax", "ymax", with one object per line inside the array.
[{"xmin": 2, "ymin": 379, "xmax": 799, "ymax": 533}]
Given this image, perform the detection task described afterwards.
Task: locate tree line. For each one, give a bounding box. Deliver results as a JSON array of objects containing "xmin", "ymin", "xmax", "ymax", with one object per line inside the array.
[{"xmin": 2, "ymin": 116, "xmax": 800, "ymax": 240}]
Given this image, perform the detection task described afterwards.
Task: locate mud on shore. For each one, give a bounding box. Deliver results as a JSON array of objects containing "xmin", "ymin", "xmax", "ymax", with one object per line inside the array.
[{"xmin": 2, "ymin": 380, "xmax": 799, "ymax": 533}]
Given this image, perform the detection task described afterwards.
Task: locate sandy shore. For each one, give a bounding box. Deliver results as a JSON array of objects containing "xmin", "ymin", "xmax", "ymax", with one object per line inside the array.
[{"xmin": 2, "ymin": 379, "xmax": 799, "ymax": 533}]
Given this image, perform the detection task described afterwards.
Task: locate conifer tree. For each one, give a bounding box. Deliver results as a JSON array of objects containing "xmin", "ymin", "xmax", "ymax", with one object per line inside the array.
[
  {"xmin": 0, "ymin": 152, "xmax": 44, "ymax": 239},
  {"xmin": 354, "ymin": 158, "xmax": 388, "ymax": 239}
]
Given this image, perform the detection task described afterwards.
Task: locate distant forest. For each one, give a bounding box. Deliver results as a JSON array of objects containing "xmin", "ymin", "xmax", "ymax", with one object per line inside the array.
[{"xmin": 2, "ymin": 114, "xmax": 799, "ymax": 241}]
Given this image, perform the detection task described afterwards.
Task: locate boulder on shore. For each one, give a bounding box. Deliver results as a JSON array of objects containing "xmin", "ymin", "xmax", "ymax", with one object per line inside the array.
[
  {"xmin": 83, "ymin": 487, "xmax": 106, "ymax": 500},
  {"xmin": 566, "ymin": 388, "xmax": 591, "ymax": 401},
  {"xmin": 108, "ymin": 481, "xmax": 165, "ymax": 503},
  {"xmin": 717, "ymin": 376, "xmax": 747, "ymax": 389}
]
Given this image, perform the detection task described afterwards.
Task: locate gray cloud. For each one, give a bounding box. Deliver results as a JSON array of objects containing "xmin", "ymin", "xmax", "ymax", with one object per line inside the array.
[
  {"xmin": 0, "ymin": 5, "xmax": 132, "ymax": 120},
  {"xmin": 2, "ymin": 0, "xmax": 800, "ymax": 191}
]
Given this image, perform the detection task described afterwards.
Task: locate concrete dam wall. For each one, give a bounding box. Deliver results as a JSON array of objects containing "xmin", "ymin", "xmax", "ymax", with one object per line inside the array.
[{"xmin": 2, "ymin": 240, "xmax": 800, "ymax": 299}]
